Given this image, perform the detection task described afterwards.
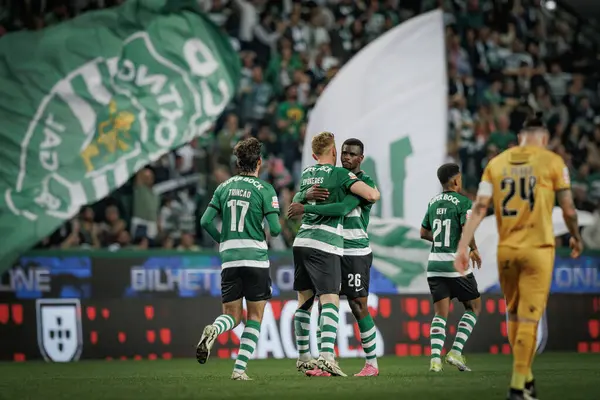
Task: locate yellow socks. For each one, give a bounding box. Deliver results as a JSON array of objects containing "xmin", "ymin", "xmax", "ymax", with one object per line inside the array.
[{"xmin": 511, "ymin": 322, "xmax": 536, "ymax": 390}]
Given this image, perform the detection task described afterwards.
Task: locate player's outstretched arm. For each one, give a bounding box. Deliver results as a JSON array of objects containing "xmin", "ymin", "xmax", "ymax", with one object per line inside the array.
[
  {"xmin": 265, "ymin": 213, "xmax": 282, "ymax": 237},
  {"xmin": 455, "ymin": 192, "xmax": 491, "ymax": 274},
  {"xmin": 200, "ymin": 206, "xmax": 221, "ymax": 243},
  {"xmin": 557, "ymin": 189, "xmax": 584, "ymax": 258},
  {"xmin": 350, "ymin": 181, "xmax": 380, "ymax": 203},
  {"xmin": 304, "ymin": 194, "xmax": 361, "ymax": 217}
]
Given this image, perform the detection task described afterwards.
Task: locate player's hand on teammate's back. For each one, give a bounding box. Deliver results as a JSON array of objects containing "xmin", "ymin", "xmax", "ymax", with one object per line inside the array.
[
  {"xmin": 469, "ymin": 249, "xmax": 482, "ymax": 269},
  {"xmin": 287, "ymin": 203, "xmax": 305, "ymax": 219},
  {"xmin": 569, "ymin": 236, "xmax": 584, "ymax": 259},
  {"xmin": 306, "ymin": 185, "xmax": 329, "ymax": 201},
  {"xmin": 454, "ymin": 248, "xmax": 470, "ymax": 276}
]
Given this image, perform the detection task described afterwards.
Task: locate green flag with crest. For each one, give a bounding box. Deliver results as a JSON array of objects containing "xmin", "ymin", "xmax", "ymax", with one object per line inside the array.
[{"xmin": 0, "ymin": 0, "xmax": 240, "ymax": 271}]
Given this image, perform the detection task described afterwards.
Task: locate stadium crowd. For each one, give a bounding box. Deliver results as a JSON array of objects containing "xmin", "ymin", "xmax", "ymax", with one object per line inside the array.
[{"xmin": 8, "ymin": 0, "xmax": 599, "ymax": 251}]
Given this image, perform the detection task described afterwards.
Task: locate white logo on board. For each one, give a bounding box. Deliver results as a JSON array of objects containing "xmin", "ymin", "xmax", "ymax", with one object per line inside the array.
[{"xmin": 36, "ymin": 299, "xmax": 83, "ymax": 362}]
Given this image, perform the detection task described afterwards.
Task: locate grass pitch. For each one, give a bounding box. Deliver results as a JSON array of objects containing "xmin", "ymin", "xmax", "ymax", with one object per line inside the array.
[{"xmin": 1, "ymin": 353, "xmax": 598, "ymax": 400}]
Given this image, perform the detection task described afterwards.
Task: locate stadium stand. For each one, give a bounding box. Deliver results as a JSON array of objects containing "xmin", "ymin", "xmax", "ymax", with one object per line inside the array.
[{"xmin": 4, "ymin": 0, "xmax": 598, "ymax": 250}]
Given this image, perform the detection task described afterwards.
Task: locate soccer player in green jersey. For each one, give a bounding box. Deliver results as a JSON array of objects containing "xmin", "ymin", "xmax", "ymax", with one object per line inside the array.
[
  {"xmin": 288, "ymin": 139, "xmax": 379, "ymax": 377},
  {"xmin": 289, "ymin": 132, "xmax": 380, "ymax": 377},
  {"xmin": 197, "ymin": 138, "xmax": 282, "ymax": 381},
  {"xmin": 420, "ymin": 163, "xmax": 482, "ymax": 373}
]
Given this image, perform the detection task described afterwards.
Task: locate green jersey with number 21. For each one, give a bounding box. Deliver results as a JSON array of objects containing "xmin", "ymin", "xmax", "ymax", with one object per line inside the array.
[
  {"xmin": 421, "ymin": 191, "xmax": 472, "ymax": 278},
  {"xmin": 209, "ymin": 175, "xmax": 280, "ymax": 269}
]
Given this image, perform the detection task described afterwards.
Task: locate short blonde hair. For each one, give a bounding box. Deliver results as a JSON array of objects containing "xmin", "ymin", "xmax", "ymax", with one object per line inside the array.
[{"xmin": 311, "ymin": 131, "xmax": 335, "ymax": 156}]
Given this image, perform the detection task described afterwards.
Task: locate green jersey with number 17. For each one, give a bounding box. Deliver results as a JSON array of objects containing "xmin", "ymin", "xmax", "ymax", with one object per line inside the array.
[
  {"xmin": 208, "ymin": 175, "xmax": 280, "ymax": 269},
  {"xmin": 421, "ymin": 191, "xmax": 472, "ymax": 278},
  {"xmin": 293, "ymin": 164, "xmax": 358, "ymax": 256}
]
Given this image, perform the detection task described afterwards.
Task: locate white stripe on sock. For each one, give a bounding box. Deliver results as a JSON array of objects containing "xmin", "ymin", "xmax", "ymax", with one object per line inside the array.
[
  {"xmin": 463, "ymin": 313, "xmax": 477, "ymax": 324},
  {"xmin": 321, "ymin": 315, "xmax": 337, "ymax": 327},
  {"xmin": 244, "ymin": 327, "xmax": 260, "ymax": 338},
  {"xmin": 362, "ymin": 338, "xmax": 376, "ymax": 350},
  {"xmin": 360, "ymin": 326, "xmax": 376, "ymax": 339}
]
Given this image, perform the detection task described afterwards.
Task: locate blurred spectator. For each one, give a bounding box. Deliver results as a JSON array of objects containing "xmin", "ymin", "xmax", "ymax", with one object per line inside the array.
[
  {"xmin": 100, "ymin": 205, "xmax": 126, "ymax": 245},
  {"xmin": 487, "ymin": 113, "xmax": 518, "ymax": 154},
  {"xmin": 131, "ymin": 168, "xmax": 160, "ymax": 241},
  {"xmin": 276, "ymin": 84, "xmax": 305, "ymax": 173},
  {"xmin": 239, "ymin": 65, "xmax": 273, "ymax": 127},
  {"xmin": 177, "ymin": 232, "xmax": 200, "ymax": 251},
  {"xmin": 79, "ymin": 207, "xmax": 101, "ymax": 248},
  {"xmin": 261, "ymin": 157, "xmax": 293, "ymax": 193},
  {"xmin": 215, "ymin": 113, "xmax": 245, "ymax": 166},
  {"xmin": 161, "ymin": 235, "xmax": 175, "ymax": 249}
]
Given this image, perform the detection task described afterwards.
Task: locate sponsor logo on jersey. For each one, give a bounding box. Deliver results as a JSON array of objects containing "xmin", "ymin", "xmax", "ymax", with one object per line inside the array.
[
  {"xmin": 272, "ymin": 196, "xmax": 279, "ymax": 209},
  {"xmin": 348, "ymin": 172, "xmax": 357, "ymax": 180}
]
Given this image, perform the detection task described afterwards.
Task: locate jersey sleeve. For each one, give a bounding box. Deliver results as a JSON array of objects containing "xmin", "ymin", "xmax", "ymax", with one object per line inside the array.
[
  {"xmin": 358, "ymin": 175, "xmax": 376, "ymax": 205},
  {"xmin": 460, "ymin": 198, "xmax": 473, "ymax": 225},
  {"xmin": 336, "ymin": 167, "xmax": 359, "ymax": 193},
  {"xmin": 208, "ymin": 184, "xmax": 223, "ymax": 213},
  {"xmin": 421, "ymin": 208, "xmax": 432, "ymax": 230},
  {"xmin": 262, "ymin": 184, "xmax": 281, "ymax": 216},
  {"xmin": 551, "ymin": 156, "xmax": 571, "ymax": 191},
  {"xmin": 362, "ymin": 174, "xmax": 376, "ymax": 189}
]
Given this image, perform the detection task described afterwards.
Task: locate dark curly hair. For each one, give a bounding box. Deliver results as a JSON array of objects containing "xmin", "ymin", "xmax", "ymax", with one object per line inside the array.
[
  {"xmin": 233, "ymin": 137, "xmax": 262, "ymax": 174},
  {"xmin": 437, "ymin": 163, "xmax": 460, "ymax": 187}
]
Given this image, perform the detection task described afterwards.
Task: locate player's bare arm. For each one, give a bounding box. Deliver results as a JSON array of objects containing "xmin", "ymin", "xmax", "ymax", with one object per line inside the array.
[
  {"xmin": 468, "ymin": 238, "xmax": 482, "ymax": 269},
  {"xmin": 557, "ymin": 189, "xmax": 584, "ymax": 258},
  {"xmin": 420, "ymin": 227, "xmax": 433, "ymax": 242},
  {"xmin": 350, "ymin": 180, "xmax": 380, "ymax": 203},
  {"xmin": 455, "ymin": 194, "xmax": 491, "ymax": 274},
  {"xmin": 306, "ymin": 185, "xmax": 329, "ymax": 201}
]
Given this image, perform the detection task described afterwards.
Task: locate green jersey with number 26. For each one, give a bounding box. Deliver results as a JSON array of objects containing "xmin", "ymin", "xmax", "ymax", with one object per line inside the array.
[
  {"xmin": 421, "ymin": 191, "xmax": 472, "ymax": 278},
  {"xmin": 208, "ymin": 175, "xmax": 280, "ymax": 269}
]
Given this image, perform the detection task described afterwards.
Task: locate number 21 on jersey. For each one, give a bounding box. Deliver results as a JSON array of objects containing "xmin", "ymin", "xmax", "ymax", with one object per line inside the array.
[
  {"xmin": 432, "ymin": 219, "xmax": 451, "ymax": 247},
  {"xmin": 227, "ymin": 199, "xmax": 249, "ymax": 232}
]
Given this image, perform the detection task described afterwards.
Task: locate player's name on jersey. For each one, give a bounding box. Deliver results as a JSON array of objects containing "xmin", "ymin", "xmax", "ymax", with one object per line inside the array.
[
  {"xmin": 301, "ymin": 177, "xmax": 324, "ymax": 186},
  {"xmin": 223, "ymin": 176, "xmax": 264, "ymax": 190},
  {"xmin": 228, "ymin": 189, "xmax": 252, "ymax": 199},
  {"xmin": 429, "ymin": 193, "xmax": 461, "ymax": 206}
]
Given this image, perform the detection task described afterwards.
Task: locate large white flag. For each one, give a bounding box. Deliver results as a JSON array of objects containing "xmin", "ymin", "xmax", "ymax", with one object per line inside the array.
[{"xmin": 304, "ymin": 10, "xmax": 448, "ymax": 227}]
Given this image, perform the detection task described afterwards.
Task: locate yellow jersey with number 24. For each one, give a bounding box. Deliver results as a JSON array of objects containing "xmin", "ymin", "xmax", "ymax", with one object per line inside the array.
[{"xmin": 478, "ymin": 146, "xmax": 571, "ymax": 249}]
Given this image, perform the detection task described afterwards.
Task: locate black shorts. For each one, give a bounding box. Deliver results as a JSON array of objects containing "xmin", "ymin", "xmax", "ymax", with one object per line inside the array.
[
  {"xmin": 427, "ymin": 273, "xmax": 480, "ymax": 303},
  {"xmin": 341, "ymin": 253, "xmax": 372, "ymax": 299},
  {"xmin": 293, "ymin": 247, "xmax": 341, "ymax": 296},
  {"xmin": 221, "ymin": 267, "xmax": 272, "ymax": 304}
]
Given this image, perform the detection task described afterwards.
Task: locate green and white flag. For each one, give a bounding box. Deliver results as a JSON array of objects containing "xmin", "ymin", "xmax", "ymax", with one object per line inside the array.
[{"xmin": 0, "ymin": 0, "xmax": 240, "ymax": 271}]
